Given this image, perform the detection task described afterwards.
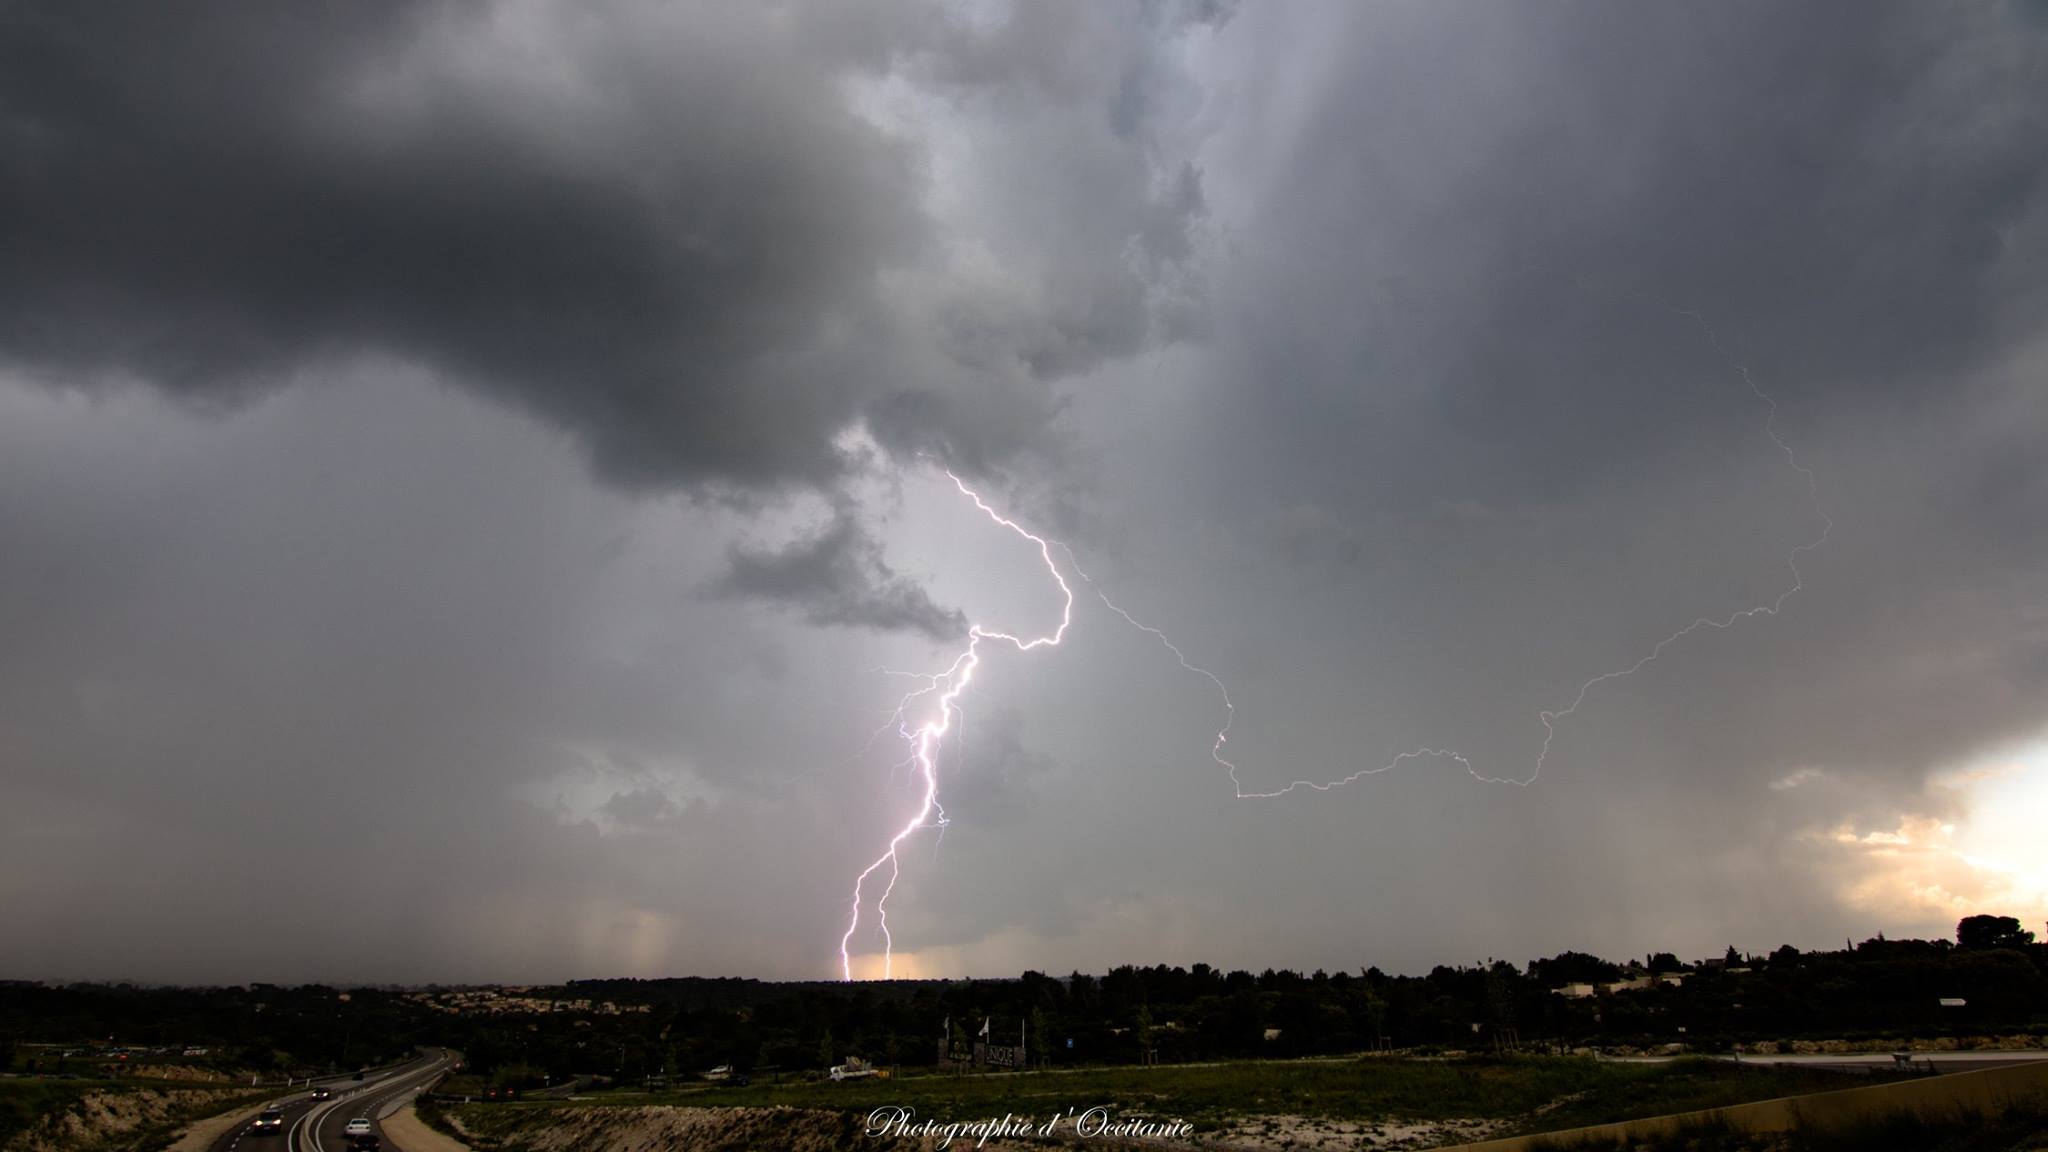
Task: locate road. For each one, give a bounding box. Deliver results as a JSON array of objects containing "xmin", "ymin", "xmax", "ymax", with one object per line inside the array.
[
  {"xmin": 1737, "ymin": 1049, "xmax": 2048, "ymax": 1074},
  {"xmin": 1606, "ymin": 1049, "xmax": 2048, "ymax": 1074},
  {"xmin": 206, "ymin": 1050, "xmax": 455, "ymax": 1152}
]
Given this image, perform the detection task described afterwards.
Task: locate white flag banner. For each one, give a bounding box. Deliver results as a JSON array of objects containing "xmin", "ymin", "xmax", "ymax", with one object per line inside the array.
[{"xmin": 979, "ymin": 1017, "xmax": 991, "ymax": 1038}]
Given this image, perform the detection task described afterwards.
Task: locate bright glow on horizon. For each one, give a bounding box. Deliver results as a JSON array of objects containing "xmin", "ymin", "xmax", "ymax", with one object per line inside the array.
[
  {"xmin": 1950, "ymin": 740, "xmax": 2048, "ymax": 905},
  {"xmin": 1823, "ymin": 734, "xmax": 2048, "ymax": 934}
]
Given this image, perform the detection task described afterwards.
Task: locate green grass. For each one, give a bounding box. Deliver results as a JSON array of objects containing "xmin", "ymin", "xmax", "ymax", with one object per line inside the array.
[
  {"xmin": 1505, "ymin": 1059, "xmax": 1900, "ymax": 1135},
  {"xmin": 455, "ymin": 1055, "xmax": 1889, "ymax": 1135}
]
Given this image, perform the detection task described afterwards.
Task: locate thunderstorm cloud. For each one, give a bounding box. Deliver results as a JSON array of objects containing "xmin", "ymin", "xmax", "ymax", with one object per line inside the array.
[
  {"xmin": 2, "ymin": 0, "xmax": 2046, "ymax": 983},
  {"xmin": 711, "ymin": 507, "xmax": 970, "ymax": 642}
]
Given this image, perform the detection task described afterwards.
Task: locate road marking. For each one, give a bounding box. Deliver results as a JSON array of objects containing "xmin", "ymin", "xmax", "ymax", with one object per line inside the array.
[{"xmin": 296, "ymin": 1053, "xmax": 450, "ymax": 1152}]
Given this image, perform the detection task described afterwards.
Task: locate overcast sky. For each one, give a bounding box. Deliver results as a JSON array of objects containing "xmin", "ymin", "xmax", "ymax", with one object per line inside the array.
[{"xmin": 4, "ymin": 0, "xmax": 2046, "ymax": 985}]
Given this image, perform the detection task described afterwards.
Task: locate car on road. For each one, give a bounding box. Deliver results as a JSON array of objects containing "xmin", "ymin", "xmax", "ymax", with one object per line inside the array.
[
  {"xmin": 344, "ymin": 1118, "xmax": 373, "ymax": 1137},
  {"xmin": 310, "ymin": 1087, "xmax": 333, "ymax": 1100},
  {"xmin": 249, "ymin": 1108, "xmax": 285, "ymax": 1135},
  {"xmin": 349, "ymin": 1136, "xmax": 381, "ymax": 1151}
]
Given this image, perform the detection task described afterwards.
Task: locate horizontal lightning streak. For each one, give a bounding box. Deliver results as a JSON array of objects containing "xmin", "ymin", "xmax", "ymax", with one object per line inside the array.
[
  {"xmin": 1076, "ymin": 306, "xmax": 1832, "ymax": 797},
  {"xmin": 834, "ymin": 301, "xmax": 1830, "ymax": 975}
]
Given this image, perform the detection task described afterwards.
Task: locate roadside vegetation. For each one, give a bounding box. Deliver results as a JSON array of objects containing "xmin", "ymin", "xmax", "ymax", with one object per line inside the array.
[
  {"xmin": 451, "ymin": 1055, "xmax": 1889, "ymax": 1135},
  {"xmin": 0, "ymin": 1078, "xmax": 274, "ymax": 1152},
  {"xmin": 1, "ymin": 1079, "xmax": 98, "ymax": 1148}
]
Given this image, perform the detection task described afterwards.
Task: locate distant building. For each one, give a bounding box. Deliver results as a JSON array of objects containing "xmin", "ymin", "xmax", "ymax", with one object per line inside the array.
[{"xmin": 1552, "ymin": 983, "xmax": 1596, "ymax": 999}]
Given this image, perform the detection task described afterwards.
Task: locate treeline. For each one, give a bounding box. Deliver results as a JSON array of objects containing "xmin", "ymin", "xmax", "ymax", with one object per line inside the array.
[
  {"xmin": 0, "ymin": 981, "xmax": 426, "ymax": 1076},
  {"xmin": 5, "ymin": 917, "xmax": 2043, "ymax": 1083},
  {"xmin": 534, "ymin": 934, "xmax": 2044, "ymax": 1079}
]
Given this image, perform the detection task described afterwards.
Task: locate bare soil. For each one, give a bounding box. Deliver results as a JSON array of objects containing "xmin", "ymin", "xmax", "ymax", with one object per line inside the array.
[{"xmin": 6, "ymin": 1086, "xmax": 249, "ymax": 1152}]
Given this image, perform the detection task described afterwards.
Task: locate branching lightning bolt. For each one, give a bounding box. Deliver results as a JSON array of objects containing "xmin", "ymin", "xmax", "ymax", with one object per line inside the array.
[
  {"xmin": 1076, "ymin": 306, "xmax": 1832, "ymax": 797},
  {"xmin": 838, "ymin": 473, "xmax": 1073, "ymax": 981},
  {"xmin": 837, "ymin": 303, "xmax": 1830, "ymax": 977}
]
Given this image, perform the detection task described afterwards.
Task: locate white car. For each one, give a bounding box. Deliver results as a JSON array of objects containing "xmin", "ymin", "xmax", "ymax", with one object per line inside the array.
[{"xmin": 344, "ymin": 1119, "xmax": 373, "ymax": 1137}]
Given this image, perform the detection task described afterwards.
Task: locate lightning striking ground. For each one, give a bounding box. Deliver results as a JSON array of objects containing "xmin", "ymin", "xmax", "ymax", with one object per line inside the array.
[
  {"xmin": 839, "ymin": 305, "xmax": 1830, "ymax": 977},
  {"xmin": 838, "ymin": 472, "xmax": 1074, "ymax": 982}
]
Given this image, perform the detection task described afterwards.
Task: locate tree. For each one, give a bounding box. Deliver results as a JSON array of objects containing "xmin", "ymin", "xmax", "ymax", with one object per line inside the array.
[
  {"xmin": 1359, "ymin": 990, "xmax": 1389, "ymax": 1047},
  {"xmin": 817, "ymin": 1029, "xmax": 835, "ymax": 1069},
  {"xmin": 1958, "ymin": 915, "xmax": 2036, "ymax": 951},
  {"xmin": 1528, "ymin": 952, "xmax": 1621, "ymax": 987},
  {"xmin": 491, "ymin": 1062, "xmax": 531, "ymax": 1093}
]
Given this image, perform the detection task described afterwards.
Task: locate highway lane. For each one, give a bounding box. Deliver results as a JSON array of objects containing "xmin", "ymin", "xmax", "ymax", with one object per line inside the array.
[
  {"xmin": 205, "ymin": 1052, "xmax": 451, "ymax": 1152},
  {"xmin": 204, "ymin": 1092, "xmax": 318, "ymax": 1152},
  {"xmin": 295, "ymin": 1050, "xmax": 455, "ymax": 1152}
]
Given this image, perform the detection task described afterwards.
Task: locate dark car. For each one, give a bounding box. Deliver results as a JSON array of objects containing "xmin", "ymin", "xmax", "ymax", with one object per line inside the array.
[
  {"xmin": 249, "ymin": 1108, "xmax": 286, "ymax": 1135},
  {"xmin": 310, "ymin": 1087, "xmax": 333, "ymax": 1101},
  {"xmin": 350, "ymin": 1136, "xmax": 381, "ymax": 1151}
]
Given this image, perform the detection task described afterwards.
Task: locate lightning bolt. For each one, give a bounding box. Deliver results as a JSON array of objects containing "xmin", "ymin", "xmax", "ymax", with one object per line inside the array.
[
  {"xmin": 1074, "ymin": 305, "xmax": 1832, "ymax": 797},
  {"xmin": 838, "ymin": 472, "xmax": 1073, "ymax": 981},
  {"xmin": 837, "ymin": 302, "xmax": 1830, "ymax": 976}
]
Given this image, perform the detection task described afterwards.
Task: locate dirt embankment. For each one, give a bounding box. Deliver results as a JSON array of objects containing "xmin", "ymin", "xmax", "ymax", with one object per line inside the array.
[
  {"xmin": 124, "ymin": 1065, "xmax": 238, "ymax": 1084},
  {"xmin": 383, "ymin": 1105, "xmax": 475, "ymax": 1152},
  {"xmin": 4, "ymin": 1086, "xmax": 253, "ymax": 1152},
  {"xmin": 1197, "ymin": 1114, "xmax": 1506, "ymax": 1151},
  {"xmin": 451, "ymin": 1106, "xmax": 933, "ymax": 1152}
]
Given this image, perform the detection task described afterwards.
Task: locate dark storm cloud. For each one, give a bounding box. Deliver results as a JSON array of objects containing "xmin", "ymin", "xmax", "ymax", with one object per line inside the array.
[
  {"xmin": 1035, "ymin": 0, "xmax": 2048, "ymax": 964},
  {"xmin": 0, "ymin": 0, "xmax": 919, "ymax": 488},
  {"xmin": 0, "ymin": 0, "xmax": 1210, "ymax": 491},
  {"xmin": 711, "ymin": 506, "xmax": 968, "ymax": 641},
  {"xmin": 4, "ymin": 0, "xmax": 2046, "ymax": 986},
  {"xmin": 1202, "ymin": 0, "xmax": 2046, "ymax": 512},
  {"xmin": 1181, "ymin": 0, "xmax": 2048, "ymax": 761}
]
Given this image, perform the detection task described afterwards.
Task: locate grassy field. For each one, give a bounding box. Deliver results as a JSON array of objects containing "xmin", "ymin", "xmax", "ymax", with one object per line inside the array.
[
  {"xmin": 461, "ymin": 1056, "xmax": 1892, "ymax": 1135},
  {"xmin": 1495, "ymin": 1060, "xmax": 1906, "ymax": 1137}
]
